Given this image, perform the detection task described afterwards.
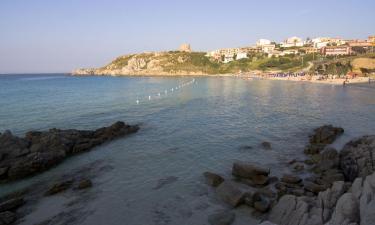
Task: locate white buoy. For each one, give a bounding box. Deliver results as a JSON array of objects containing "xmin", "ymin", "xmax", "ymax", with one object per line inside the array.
[
  {"xmin": 172, "ymin": 88, "xmax": 174, "ymax": 91},
  {"xmin": 158, "ymin": 93, "xmax": 161, "ymax": 96},
  {"xmin": 148, "ymin": 96, "xmax": 151, "ymax": 100},
  {"xmin": 136, "ymin": 100, "xmax": 139, "ymax": 104}
]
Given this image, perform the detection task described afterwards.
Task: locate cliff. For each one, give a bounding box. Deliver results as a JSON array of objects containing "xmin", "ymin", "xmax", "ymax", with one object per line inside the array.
[{"xmin": 72, "ymin": 51, "xmax": 220, "ymax": 76}]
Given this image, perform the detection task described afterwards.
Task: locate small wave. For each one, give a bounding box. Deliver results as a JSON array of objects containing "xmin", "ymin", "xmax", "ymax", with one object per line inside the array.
[{"xmin": 19, "ymin": 76, "xmax": 66, "ymax": 81}]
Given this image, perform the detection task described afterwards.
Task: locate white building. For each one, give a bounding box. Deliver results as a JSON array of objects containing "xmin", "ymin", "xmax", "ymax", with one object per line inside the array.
[
  {"xmin": 223, "ymin": 54, "xmax": 234, "ymax": 63},
  {"xmin": 261, "ymin": 44, "xmax": 276, "ymax": 54},
  {"xmin": 311, "ymin": 37, "xmax": 346, "ymax": 49},
  {"xmin": 236, "ymin": 52, "xmax": 248, "ymax": 60},
  {"xmin": 281, "ymin": 36, "xmax": 304, "ymax": 48},
  {"xmin": 256, "ymin": 39, "xmax": 272, "ymax": 47}
]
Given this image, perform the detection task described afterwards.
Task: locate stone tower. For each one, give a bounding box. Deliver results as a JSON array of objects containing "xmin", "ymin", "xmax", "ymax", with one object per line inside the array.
[{"xmin": 179, "ymin": 43, "xmax": 192, "ymax": 52}]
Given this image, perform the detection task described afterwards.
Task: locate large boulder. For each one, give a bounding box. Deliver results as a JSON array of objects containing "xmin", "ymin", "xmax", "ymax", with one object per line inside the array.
[
  {"xmin": 268, "ymin": 195, "xmax": 322, "ymax": 225},
  {"xmin": 309, "ymin": 125, "xmax": 344, "ymax": 145},
  {"xmin": 317, "ymin": 181, "xmax": 346, "ymax": 222},
  {"xmin": 340, "ymin": 135, "xmax": 375, "ymax": 181},
  {"xmin": 327, "ymin": 193, "xmax": 359, "ymax": 225},
  {"xmin": 359, "ymin": 173, "xmax": 375, "ymax": 225}
]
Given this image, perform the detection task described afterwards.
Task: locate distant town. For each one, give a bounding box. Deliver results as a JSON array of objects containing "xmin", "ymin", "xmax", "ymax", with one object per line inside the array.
[{"xmin": 180, "ymin": 35, "xmax": 375, "ymax": 63}]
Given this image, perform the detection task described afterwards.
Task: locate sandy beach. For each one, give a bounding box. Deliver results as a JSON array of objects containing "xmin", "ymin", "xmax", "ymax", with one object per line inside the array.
[{"xmin": 255, "ymin": 75, "xmax": 372, "ymax": 85}]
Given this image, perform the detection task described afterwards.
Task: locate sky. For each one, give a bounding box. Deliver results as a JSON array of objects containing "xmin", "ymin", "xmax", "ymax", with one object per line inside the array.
[{"xmin": 0, "ymin": 0, "xmax": 374, "ymax": 73}]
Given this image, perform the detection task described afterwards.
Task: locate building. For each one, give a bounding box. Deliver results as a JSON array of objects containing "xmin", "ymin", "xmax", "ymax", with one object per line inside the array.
[
  {"xmin": 312, "ymin": 37, "xmax": 345, "ymax": 49},
  {"xmin": 256, "ymin": 39, "xmax": 272, "ymax": 47},
  {"xmin": 261, "ymin": 44, "xmax": 276, "ymax": 54},
  {"xmin": 281, "ymin": 36, "xmax": 304, "ymax": 48},
  {"xmin": 321, "ymin": 46, "xmax": 352, "ymax": 56},
  {"xmin": 239, "ymin": 46, "xmax": 262, "ymax": 54},
  {"xmin": 179, "ymin": 43, "xmax": 192, "ymax": 52},
  {"xmin": 282, "ymin": 49, "xmax": 299, "ymax": 55},
  {"xmin": 267, "ymin": 50, "xmax": 283, "ymax": 58},
  {"xmin": 236, "ymin": 52, "xmax": 248, "ymax": 60},
  {"xmin": 347, "ymin": 40, "xmax": 373, "ymax": 48},
  {"xmin": 223, "ymin": 54, "xmax": 234, "ymax": 63},
  {"xmin": 369, "ymin": 36, "xmax": 375, "ymax": 43},
  {"xmin": 301, "ymin": 47, "xmax": 319, "ymax": 54}
]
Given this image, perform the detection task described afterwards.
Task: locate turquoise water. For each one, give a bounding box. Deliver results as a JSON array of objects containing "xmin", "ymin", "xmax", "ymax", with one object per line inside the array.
[{"xmin": 0, "ymin": 74, "xmax": 375, "ymax": 225}]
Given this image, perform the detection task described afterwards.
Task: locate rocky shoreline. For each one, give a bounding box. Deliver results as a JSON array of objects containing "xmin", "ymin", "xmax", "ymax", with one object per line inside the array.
[
  {"xmin": 204, "ymin": 125, "xmax": 375, "ymax": 225},
  {"xmin": 0, "ymin": 121, "xmax": 139, "ymax": 182}
]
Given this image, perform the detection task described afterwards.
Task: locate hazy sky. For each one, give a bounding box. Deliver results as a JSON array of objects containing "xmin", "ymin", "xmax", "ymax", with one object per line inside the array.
[{"xmin": 1, "ymin": 0, "xmax": 374, "ymax": 73}]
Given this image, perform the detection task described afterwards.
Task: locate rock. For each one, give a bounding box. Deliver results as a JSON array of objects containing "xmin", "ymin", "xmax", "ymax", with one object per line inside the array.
[
  {"xmin": 281, "ymin": 174, "xmax": 301, "ymax": 184},
  {"xmin": 45, "ymin": 180, "xmax": 74, "ymax": 195},
  {"xmin": 317, "ymin": 148, "xmax": 339, "ymax": 171},
  {"xmin": 0, "ymin": 122, "xmax": 139, "ymax": 182},
  {"xmin": 208, "ymin": 210, "xmax": 235, "ymax": 225},
  {"xmin": 0, "ymin": 198, "xmax": 25, "ymax": 213},
  {"xmin": 261, "ymin": 142, "xmax": 272, "ymax": 150},
  {"xmin": 340, "ymin": 135, "xmax": 375, "ymax": 181},
  {"xmin": 0, "ymin": 211, "xmax": 16, "ymax": 225},
  {"xmin": 304, "ymin": 144, "xmax": 326, "ymax": 155},
  {"xmin": 0, "ymin": 168, "xmax": 8, "ymax": 179},
  {"xmin": 304, "ymin": 181, "xmax": 328, "ymax": 194},
  {"xmin": 253, "ymin": 193, "xmax": 271, "ymax": 213},
  {"xmin": 309, "ymin": 125, "xmax": 344, "ymax": 145},
  {"xmin": 293, "ymin": 163, "xmax": 304, "ymax": 172},
  {"xmin": 232, "ymin": 162, "xmax": 269, "ymax": 185},
  {"xmin": 359, "ymin": 173, "xmax": 375, "ymax": 225},
  {"xmin": 268, "ymin": 195, "xmax": 323, "ymax": 225},
  {"xmin": 216, "ymin": 181, "xmax": 246, "ymax": 207},
  {"xmin": 257, "ymin": 222, "xmax": 277, "ymax": 225},
  {"xmin": 77, "ymin": 179, "xmax": 92, "ymax": 189},
  {"xmin": 203, "ymin": 172, "xmax": 224, "ymax": 187},
  {"xmin": 0, "ymin": 131, "xmax": 30, "ymax": 159},
  {"xmin": 317, "ymin": 181, "xmax": 346, "ymax": 222},
  {"xmin": 328, "ymin": 193, "xmax": 359, "ymax": 225}
]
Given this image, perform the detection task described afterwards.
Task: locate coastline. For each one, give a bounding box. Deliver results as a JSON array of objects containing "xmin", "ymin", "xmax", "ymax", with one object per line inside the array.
[{"xmin": 71, "ymin": 72, "xmax": 373, "ymax": 86}]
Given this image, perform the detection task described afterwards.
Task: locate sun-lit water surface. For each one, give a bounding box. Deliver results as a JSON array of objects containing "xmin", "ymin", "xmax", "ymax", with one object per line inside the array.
[{"xmin": 0, "ymin": 74, "xmax": 374, "ymax": 225}]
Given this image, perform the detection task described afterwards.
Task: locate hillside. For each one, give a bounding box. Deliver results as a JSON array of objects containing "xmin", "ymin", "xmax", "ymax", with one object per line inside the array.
[{"xmin": 72, "ymin": 51, "xmax": 315, "ymax": 76}]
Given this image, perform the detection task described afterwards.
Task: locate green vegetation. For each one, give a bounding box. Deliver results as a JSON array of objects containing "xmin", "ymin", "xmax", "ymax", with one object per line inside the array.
[{"xmin": 98, "ymin": 51, "xmax": 375, "ymax": 75}]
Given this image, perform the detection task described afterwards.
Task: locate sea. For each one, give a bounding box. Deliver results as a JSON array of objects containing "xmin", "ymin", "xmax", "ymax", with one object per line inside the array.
[{"xmin": 0, "ymin": 74, "xmax": 374, "ymax": 225}]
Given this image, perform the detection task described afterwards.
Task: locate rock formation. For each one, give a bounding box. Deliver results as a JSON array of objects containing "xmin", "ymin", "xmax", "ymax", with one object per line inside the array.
[{"xmin": 0, "ymin": 121, "xmax": 139, "ymax": 182}]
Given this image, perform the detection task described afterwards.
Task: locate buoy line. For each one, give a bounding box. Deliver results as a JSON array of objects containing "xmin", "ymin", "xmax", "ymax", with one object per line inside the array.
[{"xmin": 136, "ymin": 78, "xmax": 195, "ymax": 105}]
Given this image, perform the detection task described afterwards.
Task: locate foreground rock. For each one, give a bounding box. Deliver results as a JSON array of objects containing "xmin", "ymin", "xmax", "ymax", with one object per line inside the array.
[
  {"xmin": 204, "ymin": 172, "xmax": 225, "ymax": 187},
  {"xmin": 0, "ymin": 121, "xmax": 139, "ymax": 182},
  {"xmin": 340, "ymin": 135, "xmax": 375, "ymax": 181}
]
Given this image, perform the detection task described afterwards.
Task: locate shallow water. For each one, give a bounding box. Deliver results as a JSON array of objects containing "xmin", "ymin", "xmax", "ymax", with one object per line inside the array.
[{"xmin": 0, "ymin": 74, "xmax": 375, "ymax": 225}]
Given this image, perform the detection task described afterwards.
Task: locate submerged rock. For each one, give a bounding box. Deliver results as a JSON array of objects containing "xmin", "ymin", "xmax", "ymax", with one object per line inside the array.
[
  {"xmin": 203, "ymin": 172, "xmax": 224, "ymax": 187},
  {"xmin": 261, "ymin": 142, "xmax": 272, "ymax": 150},
  {"xmin": 77, "ymin": 179, "xmax": 93, "ymax": 190},
  {"xmin": 0, "ymin": 121, "xmax": 139, "ymax": 182},
  {"xmin": 232, "ymin": 162, "xmax": 270, "ymax": 185},
  {"xmin": 45, "ymin": 179, "xmax": 74, "ymax": 196},
  {"xmin": 216, "ymin": 181, "xmax": 246, "ymax": 207}
]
